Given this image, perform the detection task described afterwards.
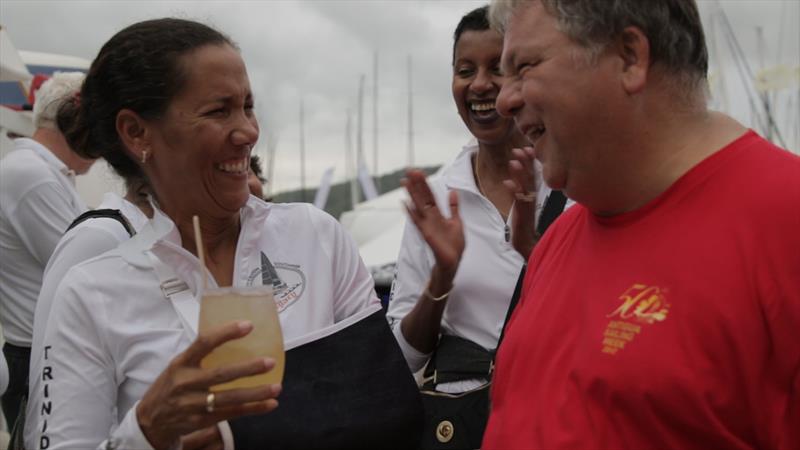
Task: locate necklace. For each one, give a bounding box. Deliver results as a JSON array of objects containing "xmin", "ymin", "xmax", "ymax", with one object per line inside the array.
[
  {"xmin": 473, "ymin": 153, "xmax": 486, "ymax": 196},
  {"xmin": 474, "ymin": 152, "xmax": 512, "ymax": 242}
]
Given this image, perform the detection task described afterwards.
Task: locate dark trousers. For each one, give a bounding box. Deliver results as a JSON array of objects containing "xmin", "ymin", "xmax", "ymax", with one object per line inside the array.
[{"xmin": 2, "ymin": 343, "xmax": 31, "ymax": 430}]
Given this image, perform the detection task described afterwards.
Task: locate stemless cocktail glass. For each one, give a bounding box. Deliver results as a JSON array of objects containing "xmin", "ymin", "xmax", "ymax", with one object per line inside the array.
[{"xmin": 199, "ymin": 285, "xmax": 284, "ymax": 391}]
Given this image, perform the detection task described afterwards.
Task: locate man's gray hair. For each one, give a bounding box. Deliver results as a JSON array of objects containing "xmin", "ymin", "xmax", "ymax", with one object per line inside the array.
[
  {"xmin": 489, "ymin": 0, "xmax": 709, "ymax": 91},
  {"xmin": 32, "ymin": 71, "xmax": 85, "ymax": 129}
]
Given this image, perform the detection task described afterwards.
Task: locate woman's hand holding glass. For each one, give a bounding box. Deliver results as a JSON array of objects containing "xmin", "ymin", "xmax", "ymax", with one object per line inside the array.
[{"xmin": 136, "ymin": 320, "xmax": 281, "ymax": 450}]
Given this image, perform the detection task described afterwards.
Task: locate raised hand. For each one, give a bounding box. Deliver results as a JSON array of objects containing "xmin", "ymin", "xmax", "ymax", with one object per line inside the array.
[
  {"xmin": 402, "ymin": 169, "xmax": 465, "ymax": 278},
  {"xmin": 503, "ymin": 146, "xmax": 539, "ymax": 260},
  {"xmin": 136, "ymin": 320, "xmax": 281, "ymax": 450}
]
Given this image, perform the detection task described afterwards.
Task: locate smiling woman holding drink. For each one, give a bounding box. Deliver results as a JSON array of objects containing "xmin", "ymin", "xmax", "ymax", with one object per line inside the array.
[{"xmin": 32, "ymin": 18, "xmax": 420, "ymax": 450}]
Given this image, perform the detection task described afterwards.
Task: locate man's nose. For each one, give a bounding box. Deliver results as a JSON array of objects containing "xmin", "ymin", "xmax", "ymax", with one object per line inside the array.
[{"xmin": 496, "ymin": 79, "xmax": 523, "ymax": 118}]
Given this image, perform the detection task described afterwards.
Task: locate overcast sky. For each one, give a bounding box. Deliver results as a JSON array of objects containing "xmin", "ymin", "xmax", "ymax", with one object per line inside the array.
[{"xmin": 1, "ymin": 0, "xmax": 798, "ymax": 195}]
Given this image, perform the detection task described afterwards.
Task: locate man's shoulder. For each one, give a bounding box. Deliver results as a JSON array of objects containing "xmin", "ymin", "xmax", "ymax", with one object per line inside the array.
[
  {"xmin": 1, "ymin": 145, "xmax": 57, "ymax": 177},
  {"xmin": 0, "ymin": 148, "xmax": 60, "ymax": 203},
  {"xmin": 723, "ymin": 133, "xmax": 800, "ymax": 197},
  {"xmin": 739, "ymin": 140, "xmax": 800, "ymax": 228},
  {"xmin": 755, "ymin": 142, "xmax": 800, "ymax": 183},
  {"xmin": 1, "ymin": 146, "xmax": 49, "ymax": 172},
  {"xmin": 726, "ymin": 130, "xmax": 798, "ymax": 166}
]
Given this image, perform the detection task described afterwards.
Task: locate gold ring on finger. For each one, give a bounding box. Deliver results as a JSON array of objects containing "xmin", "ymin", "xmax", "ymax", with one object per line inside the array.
[
  {"xmin": 515, "ymin": 191, "xmax": 536, "ymax": 203},
  {"xmin": 206, "ymin": 392, "xmax": 216, "ymax": 413}
]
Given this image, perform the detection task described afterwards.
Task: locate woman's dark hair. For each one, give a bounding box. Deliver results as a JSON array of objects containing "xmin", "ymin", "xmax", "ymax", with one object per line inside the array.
[
  {"xmin": 57, "ymin": 18, "xmax": 235, "ymax": 180},
  {"xmin": 452, "ymin": 5, "xmax": 490, "ymax": 65},
  {"xmin": 249, "ymin": 154, "xmax": 266, "ymax": 184}
]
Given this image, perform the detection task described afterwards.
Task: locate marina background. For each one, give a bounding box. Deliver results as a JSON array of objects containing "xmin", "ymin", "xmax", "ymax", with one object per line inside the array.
[{"xmin": 2, "ymin": 0, "xmax": 797, "ymax": 207}]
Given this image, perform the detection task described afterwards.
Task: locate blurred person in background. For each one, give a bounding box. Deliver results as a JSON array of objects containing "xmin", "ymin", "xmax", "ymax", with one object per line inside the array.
[
  {"xmin": 0, "ymin": 72, "xmax": 96, "ymax": 429},
  {"xmin": 25, "ymin": 105, "xmax": 154, "ymax": 448}
]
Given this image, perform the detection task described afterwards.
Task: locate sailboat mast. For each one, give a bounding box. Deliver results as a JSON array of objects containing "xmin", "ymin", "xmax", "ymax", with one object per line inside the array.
[
  {"xmin": 299, "ymin": 100, "xmax": 306, "ymax": 202},
  {"xmin": 715, "ymin": 2, "xmax": 786, "ymax": 147},
  {"xmin": 707, "ymin": 13, "xmax": 729, "ymax": 112},
  {"xmin": 373, "ymin": 51, "xmax": 380, "ymax": 191},
  {"xmin": 407, "ymin": 54, "xmax": 415, "ymax": 168},
  {"xmin": 755, "ymin": 26, "xmax": 773, "ymax": 141},
  {"xmin": 346, "ymin": 109, "xmax": 359, "ymax": 208},
  {"xmin": 357, "ymin": 74, "xmax": 365, "ymax": 175}
]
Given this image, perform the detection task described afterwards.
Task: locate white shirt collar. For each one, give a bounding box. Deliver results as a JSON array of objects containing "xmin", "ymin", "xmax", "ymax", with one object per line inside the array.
[
  {"xmin": 145, "ymin": 195, "xmax": 269, "ymax": 247},
  {"xmin": 440, "ymin": 140, "xmax": 480, "ymax": 194},
  {"xmin": 439, "ymin": 139, "xmax": 547, "ymax": 195},
  {"xmin": 112, "ymin": 195, "xmax": 272, "ymax": 290}
]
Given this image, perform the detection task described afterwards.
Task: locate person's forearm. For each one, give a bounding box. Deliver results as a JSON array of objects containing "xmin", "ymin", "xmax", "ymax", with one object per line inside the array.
[{"xmin": 399, "ymin": 264, "xmax": 456, "ymax": 354}]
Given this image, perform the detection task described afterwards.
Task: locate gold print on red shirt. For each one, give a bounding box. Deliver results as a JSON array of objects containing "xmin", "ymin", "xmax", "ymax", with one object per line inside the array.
[{"xmin": 601, "ymin": 284, "xmax": 671, "ymax": 355}]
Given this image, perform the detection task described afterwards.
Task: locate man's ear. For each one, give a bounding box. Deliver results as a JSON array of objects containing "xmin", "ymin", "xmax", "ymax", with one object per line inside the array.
[
  {"xmin": 116, "ymin": 109, "xmax": 151, "ymax": 163},
  {"xmin": 615, "ymin": 26, "xmax": 651, "ymax": 95}
]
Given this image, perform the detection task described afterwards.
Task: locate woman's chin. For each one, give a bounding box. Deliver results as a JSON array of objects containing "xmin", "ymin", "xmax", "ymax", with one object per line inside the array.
[
  {"xmin": 207, "ymin": 191, "xmax": 250, "ymax": 217},
  {"xmin": 471, "ymin": 123, "xmax": 517, "ymax": 147}
]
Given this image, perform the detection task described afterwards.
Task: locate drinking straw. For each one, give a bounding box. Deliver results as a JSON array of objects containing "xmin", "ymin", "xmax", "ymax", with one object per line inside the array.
[{"xmin": 192, "ymin": 215, "xmax": 209, "ymax": 290}]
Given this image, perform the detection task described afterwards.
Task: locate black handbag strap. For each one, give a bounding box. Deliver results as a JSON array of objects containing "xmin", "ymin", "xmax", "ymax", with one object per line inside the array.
[
  {"xmin": 537, "ymin": 190, "xmax": 567, "ymax": 235},
  {"xmin": 66, "ymin": 208, "xmax": 136, "ymax": 237},
  {"xmin": 424, "ymin": 265, "xmax": 527, "ymax": 386},
  {"xmin": 493, "ymin": 193, "xmax": 565, "ymax": 353},
  {"xmin": 493, "ymin": 191, "xmax": 566, "ymax": 350},
  {"xmin": 424, "ymin": 192, "xmax": 566, "ymax": 385},
  {"xmin": 422, "ymin": 335, "xmax": 494, "ymax": 385},
  {"xmin": 494, "ymin": 191, "xmax": 565, "ymax": 350},
  {"xmin": 497, "ymin": 264, "xmax": 526, "ymax": 351}
]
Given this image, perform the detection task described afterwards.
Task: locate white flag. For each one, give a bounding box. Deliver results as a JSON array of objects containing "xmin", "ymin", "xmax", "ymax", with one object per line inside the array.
[
  {"xmin": 358, "ymin": 163, "xmax": 378, "ymax": 201},
  {"xmin": 0, "ymin": 27, "xmax": 32, "ymax": 82},
  {"xmin": 313, "ymin": 167, "xmax": 336, "ymax": 209}
]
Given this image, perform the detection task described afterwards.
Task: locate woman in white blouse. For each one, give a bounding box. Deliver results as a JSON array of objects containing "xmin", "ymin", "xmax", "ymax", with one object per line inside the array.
[
  {"xmin": 386, "ymin": 7, "xmax": 569, "ymax": 447},
  {"xmin": 36, "ymin": 18, "xmax": 383, "ymax": 450}
]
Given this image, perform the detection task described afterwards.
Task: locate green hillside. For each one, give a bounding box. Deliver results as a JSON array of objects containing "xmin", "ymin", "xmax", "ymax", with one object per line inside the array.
[{"xmin": 270, "ymin": 166, "xmax": 440, "ymax": 219}]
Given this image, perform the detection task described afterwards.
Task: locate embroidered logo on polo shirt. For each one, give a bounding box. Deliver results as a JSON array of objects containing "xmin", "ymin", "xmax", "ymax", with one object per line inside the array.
[
  {"xmin": 247, "ymin": 252, "xmax": 306, "ymax": 313},
  {"xmin": 601, "ymin": 284, "xmax": 670, "ymax": 355}
]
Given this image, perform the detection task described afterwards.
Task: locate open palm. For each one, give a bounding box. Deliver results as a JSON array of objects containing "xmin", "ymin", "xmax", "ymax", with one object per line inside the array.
[
  {"xmin": 402, "ymin": 169, "xmax": 465, "ymax": 275},
  {"xmin": 503, "ymin": 147, "xmax": 539, "ymax": 260}
]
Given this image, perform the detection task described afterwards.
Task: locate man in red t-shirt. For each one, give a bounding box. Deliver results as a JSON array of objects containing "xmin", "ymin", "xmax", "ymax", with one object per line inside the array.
[{"xmin": 483, "ymin": 1, "xmax": 800, "ymax": 449}]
